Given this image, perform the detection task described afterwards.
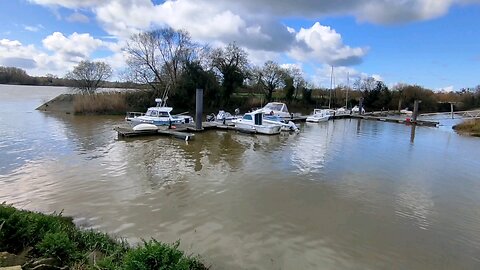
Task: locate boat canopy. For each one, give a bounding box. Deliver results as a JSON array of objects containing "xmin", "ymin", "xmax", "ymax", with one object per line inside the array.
[
  {"xmin": 263, "ymin": 102, "xmax": 288, "ymax": 113},
  {"xmin": 145, "ymin": 107, "xmax": 173, "ymax": 117}
]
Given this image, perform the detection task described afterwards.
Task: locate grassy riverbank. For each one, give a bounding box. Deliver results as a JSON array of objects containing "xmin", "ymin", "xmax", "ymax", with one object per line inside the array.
[
  {"xmin": 453, "ymin": 119, "xmax": 480, "ymax": 137},
  {"xmin": 0, "ymin": 203, "xmax": 207, "ymax": 269}
]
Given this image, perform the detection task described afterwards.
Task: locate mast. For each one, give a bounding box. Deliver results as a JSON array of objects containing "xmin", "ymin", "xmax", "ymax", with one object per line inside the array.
[
  {"xmin": 329, "ymin": 66, "xmax": 333, "ymax": 109},
  {"xmin": 346, "ymin": 72, "xmax": 349, "ymax": 108}
]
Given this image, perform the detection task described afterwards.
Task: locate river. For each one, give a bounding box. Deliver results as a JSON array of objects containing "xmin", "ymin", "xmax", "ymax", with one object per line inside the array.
[{"xmin": 1, "ymin": 84, "xmax": 480, "ymax": 269}]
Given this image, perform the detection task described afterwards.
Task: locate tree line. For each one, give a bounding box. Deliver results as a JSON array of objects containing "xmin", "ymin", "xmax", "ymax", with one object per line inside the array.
[{"xmin": 2, "ymin": 27, "xmax": 480, "ymax": 113}]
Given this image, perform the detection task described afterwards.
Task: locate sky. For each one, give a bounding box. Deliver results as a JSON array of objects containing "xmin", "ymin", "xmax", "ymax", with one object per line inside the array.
[{"xmin": 0, "ymin": 0, "xmax": 479, "ymax": 91}]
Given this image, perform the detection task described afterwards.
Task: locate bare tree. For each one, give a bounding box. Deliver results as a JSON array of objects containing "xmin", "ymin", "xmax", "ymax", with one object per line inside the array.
[
  {"xmin": 209, "ymin": 42, "xmax": 249, "ymax": 105},
  {"xmin": 66, "ymin": 60, "xmax": 112, "ymax": 94},
  {"xmin": 287, "ymin": 66, "xmax": 306, "ymax": 99},
  {"xmin": 124, "ymin": 28, "xmax": 199, "ymax": 93},
  {"xmin": 255, "ymin": 60, "xmax": 286, "ymax": 102}
]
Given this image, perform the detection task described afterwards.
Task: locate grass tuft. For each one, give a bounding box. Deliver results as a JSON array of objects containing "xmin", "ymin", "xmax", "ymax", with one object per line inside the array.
[{"xmin": 453, "ymin": 119, "xmax": 480, "ymax": 137}]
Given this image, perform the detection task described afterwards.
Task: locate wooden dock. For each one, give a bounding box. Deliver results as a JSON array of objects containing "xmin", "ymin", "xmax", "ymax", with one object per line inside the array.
[
  {"xmin": 115, "ymin": 125, "xmax": 195, "ymax": 141},
  {"xmin": 352, "ymin": 115, "xmax": 439, "ymax": 127}
]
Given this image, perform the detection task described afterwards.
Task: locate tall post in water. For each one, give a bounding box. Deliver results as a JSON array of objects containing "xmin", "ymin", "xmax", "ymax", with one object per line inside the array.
[
  {"xmin": 412, "ymin": 99, "xmax": 421, "ymax": 122},
  {"xmin": 195, "ymin": 88, "xmax": 203, "ymax": 130},
  {"xmin": 359, "ymin": 97, "xmax": 364, "ymax": 115},
  {"xmin": 450, "ymin": 102, "xmax": 455, "ymax": 119}
]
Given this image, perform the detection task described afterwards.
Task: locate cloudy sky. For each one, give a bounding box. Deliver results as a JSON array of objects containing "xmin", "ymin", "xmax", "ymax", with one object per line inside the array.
[{"xmin": 1, "ymin": 0, "xmax": 479, "ymax": 90}]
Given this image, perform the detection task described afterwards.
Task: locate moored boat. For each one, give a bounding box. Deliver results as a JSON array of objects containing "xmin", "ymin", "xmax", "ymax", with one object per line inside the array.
[
  {"xmin": 125, "ymin": 98, "xmax": 193, "ymax": 127},
  {"xmin": 253, "ymin": 102, "xmax": 292, "ymax": 118},
  {"xmin": 306, "ymin": 109, "xmax": 331, "ymax": 122},
  {"xmin": 233, "ymin": 112, "xmax": 282, "ymax": 135}
]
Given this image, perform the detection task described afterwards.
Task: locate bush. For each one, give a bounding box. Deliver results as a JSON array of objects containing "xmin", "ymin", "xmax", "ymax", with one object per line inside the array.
[
  {"xmin": 36, "ymin": 232, "xmax": 78, "ymax": 263},
  {"xmin": 0, "ymin": 204, "xmax": 207, "ymax": 269},
  {"xmin": 123, "ymin": 240, "xmax": 207, "ymax": 270},
  {"xmin": 0, "ymin": 203, "xmax": 73, "ymax": 253}
]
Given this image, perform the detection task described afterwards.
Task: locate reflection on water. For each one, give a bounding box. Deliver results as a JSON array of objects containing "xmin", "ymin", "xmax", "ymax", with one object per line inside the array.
[{"xmin": 2, "ymin": 85, "xmax": 480, "ymax": 269}]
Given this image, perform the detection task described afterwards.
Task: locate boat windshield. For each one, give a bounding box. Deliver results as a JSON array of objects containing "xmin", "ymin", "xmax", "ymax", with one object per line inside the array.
[
  {"xmin": 264, "ymin": 103, "xmax": 287, "ymax": 112},
  {"xmin": 243, "ymin": 115, "xmax": 253, "ymax": 120},
  {"xmin": 145, "ymin": 109, "xmax": 169, "ymax": 117}
]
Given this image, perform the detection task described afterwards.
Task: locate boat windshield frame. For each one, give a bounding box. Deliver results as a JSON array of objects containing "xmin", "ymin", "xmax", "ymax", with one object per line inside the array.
[{"xmin": 264, "ymin": 103, "xmax": 288, "ymax": 112}]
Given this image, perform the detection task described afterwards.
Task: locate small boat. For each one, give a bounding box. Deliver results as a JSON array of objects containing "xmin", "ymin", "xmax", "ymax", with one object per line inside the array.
[
  {"xmin": 253, "ymin": 102, "xmax": 292, "ymax": 118},
  {"xmin": 306, "ymin": 109, "xmax": 331, "ymax": 122},
  {"xmin": 132, "ymin": 123, "xmax": 159, "ymax": 131},
  {"xmin": 126, "ymin": 98, "xmax": 194, "ymax": 127},
  {"xmin": 206, "ymin": 109, "xmax": 239, "ymax": 124},
  {"xmin": 334, "ymin": 106, "xmax": 351, "ymax": 116},
  {"xmin": 351, "ymin": 105, "xmax": 365, "ymax": 114},
  {"xmin": 400, "ymin": 108, "xmax": 413, "ymax": 115},
  {"xmin": 233, "ymin": 112, "xmax": 282, "ymax": 135}
]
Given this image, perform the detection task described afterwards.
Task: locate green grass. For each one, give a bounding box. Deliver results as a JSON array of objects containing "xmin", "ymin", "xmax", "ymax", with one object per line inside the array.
[{"xmin": 0, "ymin": 203, "xmax": 207, "ymax": 269}]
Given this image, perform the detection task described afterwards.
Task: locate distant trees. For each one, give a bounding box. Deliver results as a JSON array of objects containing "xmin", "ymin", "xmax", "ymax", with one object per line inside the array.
[
  {"xmin": 66, "ymin": 60, "xmax": 112, "ymax": 94},
  {"xmin": 0, "ymin": 66, "xmax": 36, "ymax": 85}
]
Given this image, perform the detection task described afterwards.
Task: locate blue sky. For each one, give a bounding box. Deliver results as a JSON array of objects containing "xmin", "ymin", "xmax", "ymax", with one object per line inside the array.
[{"xmin": 1, "ymin": 0, "xmax": 479, "ymax": 91}]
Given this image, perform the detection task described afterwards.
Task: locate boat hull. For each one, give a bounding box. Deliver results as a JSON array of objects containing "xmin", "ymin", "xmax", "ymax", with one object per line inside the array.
[{"xmin": 234, "ymin": 122, "xmax": 282, "ymax": 135}]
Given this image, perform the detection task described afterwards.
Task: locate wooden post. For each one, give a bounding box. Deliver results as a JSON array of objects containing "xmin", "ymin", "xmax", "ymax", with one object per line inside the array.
[
  {"xmin": 195, "ymin": 88, "xmax": 203, "ymax": 130},
  {"xmin": 359, "ymin": 98, "xmax": 364, "ymax": 115},
  {"xmin": 412, "ymin": 100, "xmax": 421, "ymax": 122},
  {"xmin": 410, "ymin": 125, "xmax": 416, "ymax": 144},
  {"xmin": 450, "ymin": 102, "xmax": 454, "ymax": 119},
  {"xmin": 398, "ymin": 98, "xmax": 402, "ymax": 113}
]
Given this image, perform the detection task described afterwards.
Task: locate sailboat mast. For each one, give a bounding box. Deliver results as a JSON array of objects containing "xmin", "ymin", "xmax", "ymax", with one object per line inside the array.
[
  {"xmin": 329, "ymin": 66, "xmax": 333, "ymax": 109},
  {"xmin": 346, "ymin": 72, "xmax": 349, "ymax": 108}
]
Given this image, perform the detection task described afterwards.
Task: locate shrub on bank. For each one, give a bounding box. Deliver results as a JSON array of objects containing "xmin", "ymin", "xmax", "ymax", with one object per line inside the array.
[{"xmin": 0, "ymin": 203, "xmax": 207, "ymax": 269}]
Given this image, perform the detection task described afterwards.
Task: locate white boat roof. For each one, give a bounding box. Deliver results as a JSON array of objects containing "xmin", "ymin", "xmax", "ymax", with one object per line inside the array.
[
  {"xmin": 261, "ymin": 102, "xmax": 289, "ymax": 112},
  {"xmin": 148, "ymin": 107, "xmax": 173, "ymax": 112}
]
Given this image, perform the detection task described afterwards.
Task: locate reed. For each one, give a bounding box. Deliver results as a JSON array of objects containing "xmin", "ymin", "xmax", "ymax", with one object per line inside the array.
[
  {"xmin": 73, "ymin": 92, "xmax": 128, "ymax": 114},
  {"xmin": 453, "ymin": 119, "xmax": 480, "ymax": 137}
]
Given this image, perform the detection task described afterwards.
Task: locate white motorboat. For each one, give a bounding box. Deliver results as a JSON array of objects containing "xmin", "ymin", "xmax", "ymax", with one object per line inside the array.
[
  {"xmin": 233, "ymin": 112, "xmax": 282, "ymax": 135},
  {"xmin": 400, "ymin": 108, "xmax": 413, "ymax": 115},
  {"xmin": 206, "ymin": 109, "xmax": 240, "ymax": 124},
  {"xmin": 334, "ymin": 106, "xmax": 351, "ymax": 116},
  {"xmin": 253, "ymin": 102, "xmax": 292, "ymax": 118},
  {"xmin": 126, "ymin": 98, "xmax": 194, "ymax": 127},
  {"xmin": 351, "ymin": 105, "xmax": 365, "ymax": 114},
  {"xmin": 306, "ymin": 109, "xmax": 331, "ymax": 122}
]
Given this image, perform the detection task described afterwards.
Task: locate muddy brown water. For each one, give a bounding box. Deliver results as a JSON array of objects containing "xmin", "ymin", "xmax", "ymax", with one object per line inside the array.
[{"xmin": 1, "ymin": 85, "xmax": 480, "ymax": 269}]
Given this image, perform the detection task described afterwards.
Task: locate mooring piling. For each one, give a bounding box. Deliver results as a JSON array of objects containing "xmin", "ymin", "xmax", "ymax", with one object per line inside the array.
[
  {"xmin": 196, "ymin": 88, "xmax": 203, "ymax": 130},
  {"xmin": 412, "ymin": 100, "xmax": 421, "ymax": 122}
]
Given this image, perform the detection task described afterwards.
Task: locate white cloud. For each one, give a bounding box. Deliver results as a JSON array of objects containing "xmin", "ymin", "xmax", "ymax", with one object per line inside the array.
[
  {"xmin": 42, "ymin": 32, "xmax": 103, "ymax": 62},
  {"xmin": 290, "ymin": 22, "xmax": 368, "ymax": 66},
  {"xmin": 436, "ymin": 85, "xmax": 455, "ymax": 92},
  {"xmin": 0, "ymin": 32, "xmax": 108, "ymax": 77},
  {"xmin": 24, "ymin": 24, "xmax": 44, "ymax": 32},
  {"xmin": 0, "ymin": 39, "xmax": 22, "ymax": 47},
  {"xmin": 28, "ymin": 0, "xmax": 99, "ymax": 8},
  {"xmin": 66, "ymin": 12, "xmax": 90, "ymax": 23}
]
